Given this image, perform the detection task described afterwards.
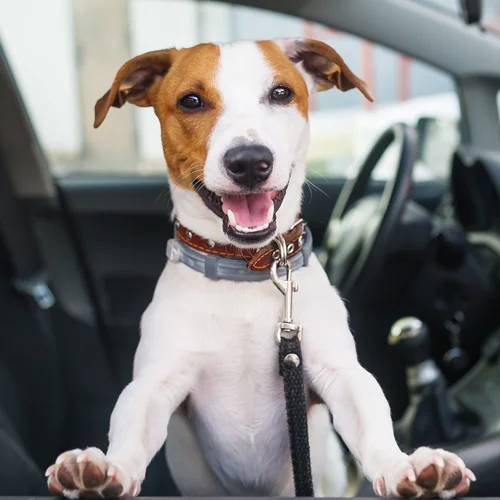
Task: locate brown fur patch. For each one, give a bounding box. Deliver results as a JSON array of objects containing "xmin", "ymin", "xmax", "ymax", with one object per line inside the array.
[
  {"xmin": 153, "ymin": 43, "xmax": 221, "ymax": 190},
  {"xmin": 256, "ymin": 40, "xmax": 309, "ymax": 120},
  {"xmin": 94, "ymin": 44, "xmax": 221, "ymax": 192}
]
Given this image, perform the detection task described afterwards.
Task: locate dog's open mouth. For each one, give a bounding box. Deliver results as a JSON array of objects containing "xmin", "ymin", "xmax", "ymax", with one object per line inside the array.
[{"xmin": 194, "ymin": 180, "xmax": 287, "ymax": 245}]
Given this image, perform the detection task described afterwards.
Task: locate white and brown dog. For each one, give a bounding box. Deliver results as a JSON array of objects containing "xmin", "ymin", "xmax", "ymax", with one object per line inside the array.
[{"xmin": 46, "ymin": 39, "xmax": 474, "ymax": 498}]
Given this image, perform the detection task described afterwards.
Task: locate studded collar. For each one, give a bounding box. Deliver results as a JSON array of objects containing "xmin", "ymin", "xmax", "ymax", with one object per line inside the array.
[
  {"xmin": 174, "ymin": 220, "xmax": 306, "ymax": 272},
  {"xmin": 166, "ymin": 220, "xmax": 312, "ymax": 281}
]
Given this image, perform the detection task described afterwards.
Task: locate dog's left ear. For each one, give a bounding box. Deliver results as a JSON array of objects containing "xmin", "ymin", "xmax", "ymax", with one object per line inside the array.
[
  {"xmin": 279, "ymin": 38, "xmax": 374, "ymax": 102},
  {"xmin": 94, "ymin": 48, "xmax": 177, "ymax": 128}
]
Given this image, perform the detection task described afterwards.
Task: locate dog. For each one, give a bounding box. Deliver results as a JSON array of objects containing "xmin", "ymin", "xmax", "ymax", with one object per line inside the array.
[{"xmin": 46, "ymin": 38, "xmax": 474, "ymax": 498}]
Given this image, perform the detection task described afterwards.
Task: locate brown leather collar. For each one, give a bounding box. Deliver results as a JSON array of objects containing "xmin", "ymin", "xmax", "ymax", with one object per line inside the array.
[{"xmin": 175, "ymin": 220, "xmax": 306, "ymax": 272}]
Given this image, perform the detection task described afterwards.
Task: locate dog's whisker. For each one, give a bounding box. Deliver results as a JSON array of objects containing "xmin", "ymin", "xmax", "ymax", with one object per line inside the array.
[
  {"xmin": 304, "ymin": 178, "xmax": 314, "ymax": 204},
  {"xmin": 305, "ymin": 178, "xmax": 332, "ymax": 200},
  {"xmin": 176, "ymin": 166, "xmax": 205, "ymax": 183},
  {"xmin": 307, "ymin": 168, "xmax": 331, "ymax": 182},
  {"xmin": 155, "ymin": 187, "xmax": 170, "ymax": 206}
]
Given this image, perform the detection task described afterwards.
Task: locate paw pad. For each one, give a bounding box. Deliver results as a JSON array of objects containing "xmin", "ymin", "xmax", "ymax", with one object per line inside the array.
[
  {"xmin": 373, "ymin": 449, "xmax": 475, "ymax": 499},
  {"xmin": 46, "ymin": 448, "xmax": 137, "ymax": 499}
]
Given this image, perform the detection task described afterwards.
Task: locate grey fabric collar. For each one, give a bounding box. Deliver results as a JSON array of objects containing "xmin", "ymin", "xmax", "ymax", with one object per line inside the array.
[{"xmin": 166, "ymin": 226, "xmax": 313, "ymax": 281}]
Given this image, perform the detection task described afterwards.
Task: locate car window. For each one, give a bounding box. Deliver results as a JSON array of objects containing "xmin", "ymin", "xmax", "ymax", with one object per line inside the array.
[{"xmin": 0, "ymin": 0, "xmax": 460, "ymax": 182}]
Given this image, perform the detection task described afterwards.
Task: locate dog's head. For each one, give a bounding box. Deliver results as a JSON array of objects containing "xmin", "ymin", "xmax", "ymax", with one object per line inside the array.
[{"xmin": 95, "ymin": 39, "xmax": 372, "ymax": 248}]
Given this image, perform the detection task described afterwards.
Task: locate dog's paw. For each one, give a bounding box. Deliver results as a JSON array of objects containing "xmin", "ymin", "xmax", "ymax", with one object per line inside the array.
[
  {"xmin": 46, "ymin": 448, "xmax": 140, "ymax": 499},
  {"xmin": 373, "ymin": 447, "xmax": 475, "ymax": 498}
]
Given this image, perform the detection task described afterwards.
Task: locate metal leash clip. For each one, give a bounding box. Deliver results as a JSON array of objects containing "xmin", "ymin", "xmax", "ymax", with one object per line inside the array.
[{"xmin": 271, "ymin": 233, "xmax": 303, "ymax": 344}]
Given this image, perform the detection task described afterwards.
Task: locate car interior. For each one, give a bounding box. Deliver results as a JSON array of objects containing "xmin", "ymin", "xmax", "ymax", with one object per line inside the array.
[{"xmin": 1, "ymin": 0, "xmax": 500, "ymax": 497}]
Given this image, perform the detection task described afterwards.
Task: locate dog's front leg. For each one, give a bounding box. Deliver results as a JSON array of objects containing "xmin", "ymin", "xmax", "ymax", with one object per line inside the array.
[
  {"xmin": 47, "ymin": 362, "xmax": 194, "ymax": 499},
  {"xmin": 305, "ymin": 322, "xmax": 474, "ymax": 498},
  {"xmin": 47, "ymin": 299, "xmax": 196, "ymax": 499},
  {"xmin": 105, "ymin": 362, "xmax": 195, "ymax": 488},
  {"xmin": 47, "ymin": 362, "xmax": 193, "ymax": 499},
  {"xmin": 311, "ymin": 364, "xmax": 476, "ymax": 498}
]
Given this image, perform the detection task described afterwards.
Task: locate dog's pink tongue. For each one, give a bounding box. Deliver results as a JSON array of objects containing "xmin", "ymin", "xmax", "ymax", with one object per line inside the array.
[{"xmin": 222, "ymin": 192, "xmax": 273, "ymax": 227}]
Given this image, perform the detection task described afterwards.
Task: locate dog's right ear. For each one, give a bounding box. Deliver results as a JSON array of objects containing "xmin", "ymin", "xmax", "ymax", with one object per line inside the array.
[{"xmin": 94, "ymin": 49, "xmax": 177, "ymax": 128}]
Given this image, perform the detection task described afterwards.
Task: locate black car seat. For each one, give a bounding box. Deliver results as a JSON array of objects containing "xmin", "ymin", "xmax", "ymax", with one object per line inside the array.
[
  {"xmin": 0, "ymin": 238, "xmax": 64, "ymax": 495},
  {"xmin": 0, "ymin": 178, "xmax": 178, "ymax": 496}
]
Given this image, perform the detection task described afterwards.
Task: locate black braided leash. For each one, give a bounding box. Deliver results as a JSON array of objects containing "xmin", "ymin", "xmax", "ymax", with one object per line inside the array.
[{"xmin": 279, "ymin": 335, "xmax": 314, "ymax": 497}]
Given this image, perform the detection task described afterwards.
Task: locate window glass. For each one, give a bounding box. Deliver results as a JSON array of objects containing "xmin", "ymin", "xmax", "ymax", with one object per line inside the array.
[
  {"xmin": 483, "ymin": 0, "xmax": 500, "ymax": 34},
  {"xmin": 0, "ymin": 0, "xmax": 460, "ymax": 181}
]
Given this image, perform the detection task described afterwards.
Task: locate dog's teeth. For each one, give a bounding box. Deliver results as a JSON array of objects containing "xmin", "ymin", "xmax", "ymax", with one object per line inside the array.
[
  {"xmin": 233, "ymin": 222, "xmax": 272, "ymax": 234},
  {"xmin": 227, "ymin": 209, "xmax": 237, "ymax": 227},
  {"xmin": 267, "ymin": 205, "xmax": 274, "ymax": 223}
]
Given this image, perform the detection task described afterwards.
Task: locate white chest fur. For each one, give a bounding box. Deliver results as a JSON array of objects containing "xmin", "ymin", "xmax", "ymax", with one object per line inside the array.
[{"xmin": 136, "ymin": 254, "xmax": 349, "ymax": 496}]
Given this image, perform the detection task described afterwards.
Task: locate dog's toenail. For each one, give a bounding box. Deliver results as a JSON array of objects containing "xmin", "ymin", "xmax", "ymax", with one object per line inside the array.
[
  {"xmin": 373, "ymin": 478, "xmax": 387, "ymax": 496},
  {"xmin": 132, "ymin": 481, "xmax": 140, "ymax": 496},
  {"xmin": 45, "ymin": 465, "xmax": 54, "ymax": 477},
  {"xmin": 56, "ymin": 455, "xmax": 66, "ymax": 465},
  {"xmin": 433, "ymin": 456, "xmax": 445, "ymax": 468},
  {"xmin": 465, "ymin": 469, "xmax": 476, "ymax": 482},
  {"xmin": 406, "ymin": 470, "xmax": 417, "ymax": 482},
  {"xmin": 77, "ymin": 454, "xmax": 88, "ymax": 464},
  {"xmin": 107, "ymin": 466, "xmax": 116, "ymax": 477}
]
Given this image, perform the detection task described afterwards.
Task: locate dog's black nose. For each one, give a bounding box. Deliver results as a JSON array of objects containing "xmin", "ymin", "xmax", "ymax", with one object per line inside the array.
[{"xmin": 224, "ymin": 145, "xmax": 273, "ymax": 189}]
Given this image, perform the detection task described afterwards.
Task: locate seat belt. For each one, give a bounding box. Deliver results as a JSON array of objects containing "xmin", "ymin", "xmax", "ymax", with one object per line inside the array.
[{"xmin": 0, "ymin": 162, "xmax": 55, "ymax": 314}]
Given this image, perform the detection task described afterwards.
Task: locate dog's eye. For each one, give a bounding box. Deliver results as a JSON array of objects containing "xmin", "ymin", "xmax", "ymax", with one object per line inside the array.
[
  {"xmin": 178, "ymin": 94, "xmax": 203, "ymax": 111},
  {"xmin": 270, "ymin": 86, "xmax": 293, "ymax": 103}
]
